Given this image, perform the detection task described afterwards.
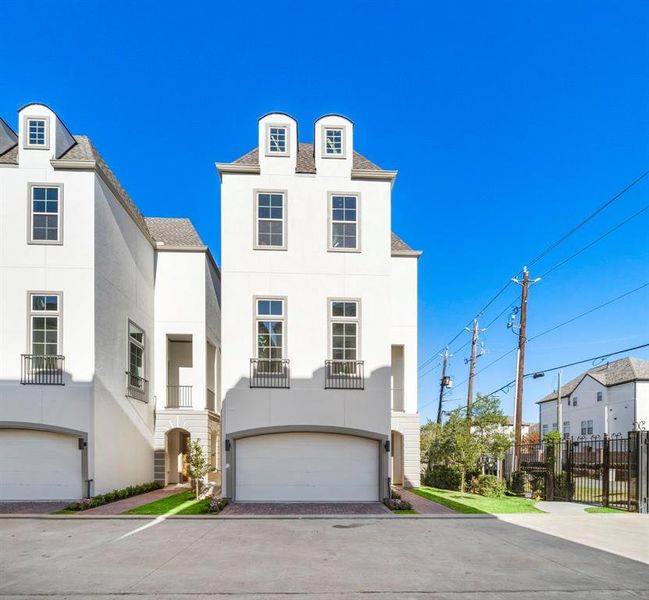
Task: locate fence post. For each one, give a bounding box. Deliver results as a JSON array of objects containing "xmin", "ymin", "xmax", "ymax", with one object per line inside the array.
[
  {"xmin": 636, "ymin": 430, "xmax": 649, "ymax": 514},
  {"xmin": 546, "ymin": 442, "xmax": 555, "ymax": 502},
  {"xmin": 566, "ymin": 439, "xmax": 573, "ymax": 502},
  {"xmin": 602, "ymin": 434, "xmax": 610, "ymax": 508}
]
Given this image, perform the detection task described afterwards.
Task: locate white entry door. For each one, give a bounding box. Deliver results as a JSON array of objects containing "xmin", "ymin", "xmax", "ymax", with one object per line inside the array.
[
  {"xmin": 235, "ymin": 432, "xmax": 379, "ymax": 501},
  {"xmin": 0, "ymin": 430, "xmax": 83, "ymax": 501}
]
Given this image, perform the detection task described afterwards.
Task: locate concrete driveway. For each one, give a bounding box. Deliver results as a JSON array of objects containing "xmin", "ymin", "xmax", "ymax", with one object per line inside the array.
[{"xmin": 0, "ymin": 514, "xmax": 648, "ymax": 599}]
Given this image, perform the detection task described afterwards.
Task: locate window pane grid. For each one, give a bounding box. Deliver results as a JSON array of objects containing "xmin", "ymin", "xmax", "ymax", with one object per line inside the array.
[
  {"xmin": 28, "ymin": 119, "xmax": 46, "ymax": 145},
  {"xmin": 331, "ymin": 195, "xmax": 357, "ymax": 249},
  {"xmin": 32, "ymin": 187, "xmax": 59, "ymax": 242},
  {"xmin": 269, "ymin": 127, "xmax": 287, "ymax": 153},
  {"xmin": 30, "ymin": 294, "xmax": 60, "ymax": 356},
  {"xmin": 325, "ymin": 128, "xmax": 343, "ymax": 155},
  {"xmin": 257, "ymin": 193, "xmax": 284, "ymax": 247},
  {"xmin": 256, "ymin": 298, "xmax": 284, "ymax": 361}
]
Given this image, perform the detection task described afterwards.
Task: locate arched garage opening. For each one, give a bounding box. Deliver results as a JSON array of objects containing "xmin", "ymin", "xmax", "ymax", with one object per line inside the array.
[{"xmin": 232, "ymin": 430, "xmax": 383, "ymax": 502}]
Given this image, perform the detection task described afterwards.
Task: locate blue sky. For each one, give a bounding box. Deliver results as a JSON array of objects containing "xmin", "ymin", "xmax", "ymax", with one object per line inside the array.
[{"xmin": 2, "ymin": 1, "xmax": 648, "ymax": 422}]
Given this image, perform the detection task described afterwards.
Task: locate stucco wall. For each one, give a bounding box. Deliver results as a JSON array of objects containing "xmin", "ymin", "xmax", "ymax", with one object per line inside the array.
[{"xmin": 93, "ymin": 174, "xmax": 155, "ymax": 494}]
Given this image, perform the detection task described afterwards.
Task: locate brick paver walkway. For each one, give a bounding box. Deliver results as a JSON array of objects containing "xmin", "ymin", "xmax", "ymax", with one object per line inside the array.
[
  {"xmin": 81, "ymin": 485, "xmax": 189, "ymax": 515},
  {"xmin": 396, "ymin": 487, "xmax": 455, "ymax": 514},
  {"xmin": 221, "ymin": 502, "xmax": 391, "ymax": 516}
]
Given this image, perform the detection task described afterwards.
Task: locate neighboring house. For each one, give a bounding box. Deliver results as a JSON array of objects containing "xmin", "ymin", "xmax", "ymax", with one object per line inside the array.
[
  {"xmin": 0, "ymin": 104, "xmax": 220, "ymax": 501},
  {"xmin": 147, "ymin": 217, "xmax": 222, "ymax": 486},
  {"xmin": 216, "ymin": 112, "xmax": 421, "ymax": 502},
  {"xmin": 502, "ymin": 416, "xmax": 531, "ymax": 439},
  {"xmin": 538, "ymin": 357, "xmax": 649, "ymax": 439}
]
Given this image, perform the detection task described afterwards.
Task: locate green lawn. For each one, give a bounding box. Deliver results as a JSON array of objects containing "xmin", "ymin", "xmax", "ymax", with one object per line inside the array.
[
  {"xmin": 412, "ymin": 487, "xmax": 543, "ymax": 514},
  {"xmin": 392, "ymin": 509, "xmax": 417, "ymax": 515},
  {"xmin": 584, "ymin": 506, "xmax": 625, "ymax": 514},
  {"xmin": 123, "ymin": 490, "xmax": 211, "ymax": 515}
]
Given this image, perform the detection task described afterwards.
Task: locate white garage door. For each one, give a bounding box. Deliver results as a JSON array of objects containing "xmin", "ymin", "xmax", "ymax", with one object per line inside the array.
[
  {"xmin": 0, "ymin": 430, "xmax": 83, "ymax": 501},
  {"xmin": 235, "ymin": 432, "xmax": 379, "ymax": 501}
]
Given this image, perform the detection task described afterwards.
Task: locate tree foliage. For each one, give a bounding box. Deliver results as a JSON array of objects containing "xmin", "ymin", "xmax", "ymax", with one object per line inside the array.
[
  {"xmin": 421, "ymin": 394, "xmax": 511, "ymax": 492},
  {"xmin": 186, "ymin": 438, "xmax": 209, "ymax": 497}
]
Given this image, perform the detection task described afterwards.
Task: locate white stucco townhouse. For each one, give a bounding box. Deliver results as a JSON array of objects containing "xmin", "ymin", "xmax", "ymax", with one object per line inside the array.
[
  {"xmin": 538, "ymin": 357, "xmax": 649, "ymax": 439},
  {"xmin": 0, "ymin": 104, "xmax": 220, "ymax": 501},
  {"xmin": 216, "ymin": 113, "xmax": 421, "ymax": 502}
]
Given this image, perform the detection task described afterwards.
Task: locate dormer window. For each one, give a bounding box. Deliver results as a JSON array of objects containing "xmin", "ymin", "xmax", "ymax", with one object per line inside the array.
[
  {"xmin": 267, "ymin": 125, "xmax": 288, "ymax": 155},
  {"xmin": 24, "ymin": 116, "xmax": 49, "ymax": 149},
  {"xmin": 324, "ymin": 127, "xmax": 344, "ymax": 157}
]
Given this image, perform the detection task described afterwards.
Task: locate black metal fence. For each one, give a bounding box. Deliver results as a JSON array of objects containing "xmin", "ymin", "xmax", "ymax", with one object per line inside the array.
[
  {"xmin": 166, "ymin": 385, "xmax": 192, "ymax": 408},
  {"xmin": 21, "ymin": 354, "xmax": 65, "ymax": 385},
  {"xmin": 324, "ymin": 360, "xmax": 364, "ymax": 390},
  {"xmin": 507, "ymin": 430, "xmax": 649, "ymax": 512},
  {"xmin": 250, "ymin": 359, "xmax": 290, "ymax": 388}
]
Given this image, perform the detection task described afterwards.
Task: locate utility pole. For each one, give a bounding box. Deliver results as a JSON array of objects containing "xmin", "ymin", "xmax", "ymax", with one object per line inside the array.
[
  {"xmin": 512, "ymin": 266, "xmax": 540, "ymax": 468},
  {"xmin": 437, "ymin": 348, "xmax": 450, "ymax": 425},
  {"xmin": 556, "ymin": 370, "xmax": 563, "ymax": 476},
  {"xmin": 466, "ymin": 318, "xmax": 481, "ymax": 420}
]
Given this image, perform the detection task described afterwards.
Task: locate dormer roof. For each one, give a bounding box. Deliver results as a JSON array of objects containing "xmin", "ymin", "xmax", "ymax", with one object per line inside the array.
[{"xmin": 230, "ymin": 142, "xmax": 384, "ymax": 174}]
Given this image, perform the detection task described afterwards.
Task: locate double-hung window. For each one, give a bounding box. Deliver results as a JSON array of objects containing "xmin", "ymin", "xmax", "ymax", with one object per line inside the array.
[
  {"xmin": 30, "ymin": 294, "xmax": 61, "ymax": 357},
  {"xmin": 255, "ymin": 298, "xmax": 285, "ymax": 372},
  {"xmin": 324, "ymin": 127, "xmax": 344, "ymax": 156},
  {"xmin": 596, "ymin": 391, "xmax": 603, "ymax": 402},
  {"xmin": 330, "ymin": 300, "xmax": 359, "ymax": 362},
  {"xmin": 563, "ymin": 421, "xmax": 570, "ymax": 440},
  {"xmin": 330, "ymin": 194, "xmax": 358, "ymax": 250},
  {"xmin": 255, "ymin": 192, "xmax": 285, "ymax": 248},
  {"xmin": 128, "ymin": 321, "xmax": 145, "ymax": 390},
  {"xmin": 267, "ymin": 125, "xmax": 288, "ymax": 155},
  {"xmin": 30, "ymin": 185, "xmax": 61, "ymax": 243},
  {"xmin": 25, "ymin": 117, "xmax": 49, "ymax": 149},
  {"xmin": 580, "ymin": 420, "xmax": 593, "ymax": 436}
]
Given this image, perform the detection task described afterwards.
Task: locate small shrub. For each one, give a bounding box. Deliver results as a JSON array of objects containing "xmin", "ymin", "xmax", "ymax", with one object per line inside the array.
[
  {"xmin": 63, "ymin": 481, "xmax": 163, "ymax": 511},
  {"xmin": 471, "ymin": 474, "xmax": 506, "ymax": 498},
  {"xmin": 423, "ymin": 465, "xmax": 461, "ymax": 491},
  {"xmin": 508, "ymin": 470, "xmax": 526, "ymax": 495},
  {"xmin": 208, "ymin": 497, "xmax": 230, "ymax": 514},
  {"xmin": 391, "ymin": 490, "xmax": 402, "ymax": 500},
  {"xmin": 383, "ymin": 497, "xmax": 413, "ymax": 511}
]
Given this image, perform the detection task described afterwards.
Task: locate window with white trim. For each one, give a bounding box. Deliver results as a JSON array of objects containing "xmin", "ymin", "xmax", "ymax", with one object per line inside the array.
[
  {"xmin": 542, "ymin": 424, "xmax": 548, "ymax": 436},
  {"xmin": 580, "ymin": 420, "xmax": 593, "ymax": 436},
  {"xmin": 563, "ymin": 421, "xmax": 570, "ymax": 440},
  {"xmin": 330, "ymin": 300, "xmax": 358, "ymax": 361},
  {"xmin": 30, "ymin": 294, "xmax": 60, "ymax": 356},
  {"xmin": 596, "ymin": 391, "xmax": 603, "ymax": 402},
  {"xmin": 30, "ymin": 185, "xmax": 61, "ymax": 243},
  {"xmin": 330, "ymin": 195, "xmax": 358, "ymax": 250},
  {"xmin": 256, "ymin": 299, "xmax": 284, "ymax": 367},
  {"xmin": 324, "ymin": 128, "xmax": 343, "ymax": 156},
  {"xmin": 572, "ymin": 396, "xmax": 578, "ymax": 406},
  {"xmin": 256, "ymin": 192, "xmax": 285, "ymax": 248},
  {"xmin": 267, "ymin": 126, "xmax": 287, "ymax": 154},
  {"xmin": 27, "ymin": 118, "xmax": 47, "ymax": 147},
  {"xmin": 128, "ymin": 321, "xmax": 145, "ymax": 387}
]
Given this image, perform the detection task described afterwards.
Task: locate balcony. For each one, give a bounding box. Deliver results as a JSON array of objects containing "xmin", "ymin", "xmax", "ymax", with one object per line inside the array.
[
  {"xmin": 21, "ymin": 354, "xmax": 65, "ymax": 385},
  {"xmin": 166, "ymin": 385, "xmax": 192, "ymax": 408},
  {"xmin": 126, "ymin": 372, "xmax": 148, "ymax": 402},
  {"xmin": 325, "ymin": 360, "xmax": 364, "ymax": 390},
  {"xmin": 250, "ymin": 359, "xmax": 290, "ymax": 388}
]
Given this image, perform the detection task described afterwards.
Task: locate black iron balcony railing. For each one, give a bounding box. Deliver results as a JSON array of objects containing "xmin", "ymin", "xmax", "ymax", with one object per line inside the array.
[
  {"xmin": 166, "ymin": 385, "xmax": 192, "ymax": 408},
  {"xmin": 250, "ymin": 358, "xmax": 290, "ymax": 388},
  {"xmin": 21, "ymin": 354, "xmax": 65, "ymax": 385},
  {"xmin": 126, "ymin": 371, "xmax": 148, "ymax": 402},
  {"xmin": 206, "ymin": 388, "xmax": 216, "ymax": 412},
  {"xmin": 325, "ymin": 359, "xmax": 364, "ymax": 390}
]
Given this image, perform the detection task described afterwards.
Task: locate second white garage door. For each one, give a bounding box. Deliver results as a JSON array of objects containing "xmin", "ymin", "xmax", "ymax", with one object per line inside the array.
[
  {"xmin": 0, "ymin": 429, "xmax": 83, "ymax": 501},
  {"xmin": 235, "ymin": 432, "xmax": 379, "ymax": 501}
]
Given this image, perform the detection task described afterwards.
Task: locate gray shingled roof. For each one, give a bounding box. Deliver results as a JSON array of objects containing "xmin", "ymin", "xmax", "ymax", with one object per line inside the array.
[
  {"xmin": 233, "ymin": 142, "xmax": 383, "ymax": 173},
  {"xmin": 144, "ymin": 217, "xmax": 204, "ymax": 247},
  {"xmin": 391, "ymin": 232, "xmax": 420, "ymax": 255},
  {"xmin": 538, "ymin": 357, "xmax": 649, "ymax": 403},
  {"xmin": 0, "ymin": 144, "xmax": 18, "ymax": 164}
]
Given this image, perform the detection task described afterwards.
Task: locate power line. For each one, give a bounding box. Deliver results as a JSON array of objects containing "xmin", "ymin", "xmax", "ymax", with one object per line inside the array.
[
  {"xmin": 417, "ymin": 169, "xmax": 649, "ymax": 372},
  {"xmin": 529, "ymin": 281, "xmax": 649, "ymax": 342},
  {"xmin": 484, "ymin": 342, "xmax": 649, "ymax": 399},
  {"xmin": 539, "ymin": 200, "xmax": 649, "ymax": 279}
]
